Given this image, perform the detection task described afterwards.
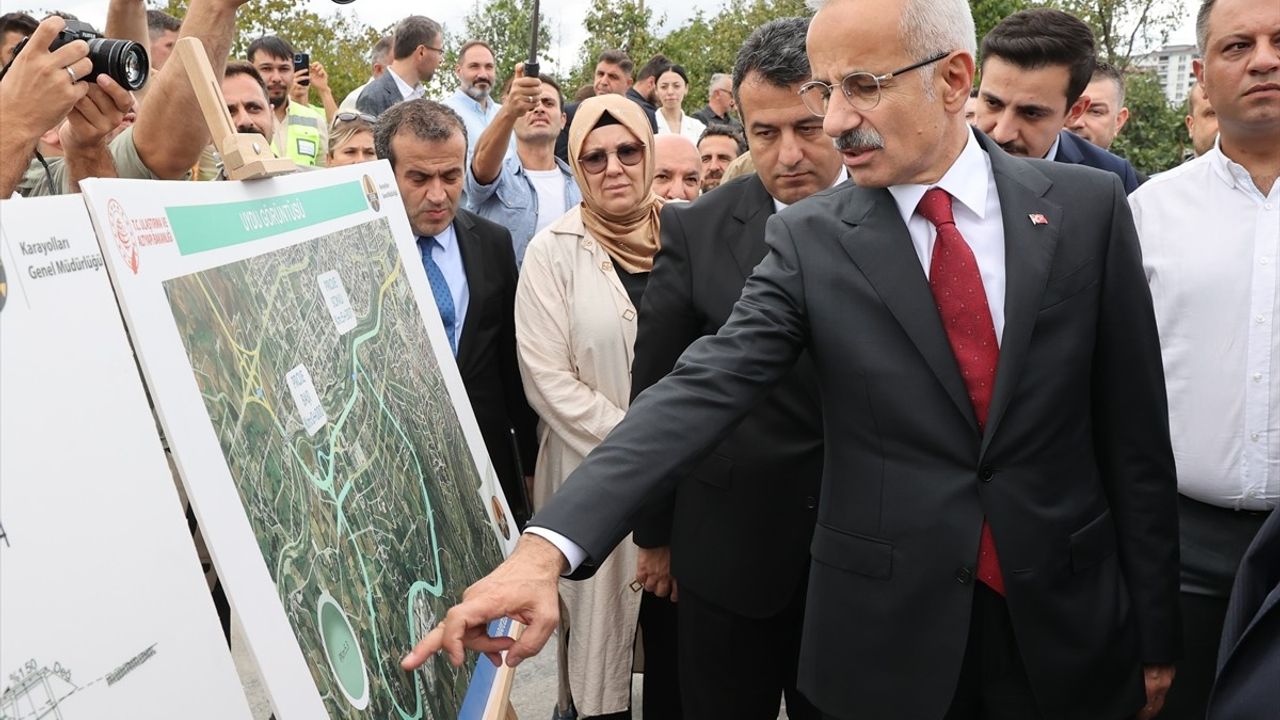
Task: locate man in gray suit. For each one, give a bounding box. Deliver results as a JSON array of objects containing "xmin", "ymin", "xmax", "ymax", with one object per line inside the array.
[
  {"xmin": 403, "ymin": 1, "xmax": 1181, "ymax": 718},
  {"xmin": 357, "ymin": 15, "xmax": 443, "ymax": 117}
]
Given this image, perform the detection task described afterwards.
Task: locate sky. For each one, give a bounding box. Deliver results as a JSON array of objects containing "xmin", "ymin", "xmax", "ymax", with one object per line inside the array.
[{"xmin": 3, "ymin": 0, "xmax": 1200, "ymax": 73}]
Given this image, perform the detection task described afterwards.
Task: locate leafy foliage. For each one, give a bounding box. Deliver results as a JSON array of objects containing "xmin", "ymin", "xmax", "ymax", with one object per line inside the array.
[
  {"xmin": 153, "ymin": 0, "xmax": 381, "ymax": 104},
  {"xmin": 1110, "ymin": 70, "xmax": 1190, "ymax": 176}
]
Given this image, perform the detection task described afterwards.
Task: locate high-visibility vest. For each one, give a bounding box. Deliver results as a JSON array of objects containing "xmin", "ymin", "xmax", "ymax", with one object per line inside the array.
[{"xmin": 282, "ymin": 102, "xmax": 326, "ymax": 166}]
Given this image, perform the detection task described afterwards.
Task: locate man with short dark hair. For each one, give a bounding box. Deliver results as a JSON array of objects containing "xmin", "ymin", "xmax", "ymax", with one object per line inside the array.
[
  {"xmin": 1069, "ymin": 61, "xmax": 1131, "ymax": 151},
  {"xmin": 651, "ymin": 134, "xmax": 701, "ymax": 201},
  {"xmin": 696, "ymin": 123, "xmax": 746, "ymax": 192},
  {"xmin": 0, "ymin": 11, "xmax": 37, "ymax": 66},
  {"xmin": 631, "ymin": 53, "xmax": 670, "ymax": 111},
  {"xmin": 976, "ymin": 8, "xmax": 1142, "ymax": 192},
  {"xmin": 375, "ymin": 99, "xmax": 539, "ymax": 529},
  {"xmin": 1185, "ymin": 80, "xmax": 1219, "ymax": 157},
  {"xmin": 146, "ymin": 9, "xmax": 180, "ymax": 69},
  {"xmin": 692, "ymin": 72, "xmax": 741, "ymax": 131},
  {"xmin": 1130, "ymin": 1, "xmax": 1280, "ymax": 717},
  {"xmin": 358, "ymin": 16, "xmax": 443, "ymax": 117},
  {"xmin": 628, "ymin": 18, "xmax": 842, "ymax": 717},
  {"xmin": 467, "ymin": 67, "xmax": 580, "ymax": 267},
  {"xmin": 247, "ymin": 35, "xmax": 326, "ymax": 166},
  {"xmin": 444, "ymin": 40, "xmax": 503, "ymax": 155},
  {"xmin": 340, "ymin": 35, "xmax": 392, "ymax": 112}
]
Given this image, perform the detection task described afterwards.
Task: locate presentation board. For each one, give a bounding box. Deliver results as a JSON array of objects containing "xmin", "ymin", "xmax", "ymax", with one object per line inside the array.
[
  {"xmin": 80, "ymin": 163, "xmax": 517, "ymax": 719},
  {"xmin": 0, "ymin": 195, "xmax": 252, "ymax": 719}
]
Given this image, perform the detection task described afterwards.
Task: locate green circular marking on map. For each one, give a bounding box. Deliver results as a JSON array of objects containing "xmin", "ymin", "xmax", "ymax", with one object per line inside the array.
[{"xmin": 317, "ymin": 591, "xmax": 370, "ymax": 709}]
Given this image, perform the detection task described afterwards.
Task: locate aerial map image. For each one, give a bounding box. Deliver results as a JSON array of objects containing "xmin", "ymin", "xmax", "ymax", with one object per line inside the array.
[{"xmin": 163, "ymin": 217, "xmax": 506, "ymax": 719}]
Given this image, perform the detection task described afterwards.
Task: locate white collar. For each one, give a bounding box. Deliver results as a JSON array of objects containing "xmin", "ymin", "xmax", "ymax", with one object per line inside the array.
[
  {"xmin": 388, "ymin": 67, "xmax": 422, "ymax": 98},
  {"xmin": 773, "ymin": 167, "xmax": 849, "ymax": 212},
  {"xmin": 886, "ymin": 129, "xmax": 992, "ymax": 226},
  {"xmin": 1043, "ymin": 134, "xmax": 1061, "ymax": 162}
]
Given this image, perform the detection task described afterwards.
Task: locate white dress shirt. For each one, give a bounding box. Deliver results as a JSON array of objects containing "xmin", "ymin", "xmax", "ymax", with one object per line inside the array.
[
  {"xmin": 388, "ymin": 67, "xmax": 426, "ymax": 102},
  {"xmin": 655, "ymin": 110, "xmax": 707, "ymax": 143},
  {"xmin": 529, "ymin": 131, "xmax": 1006, "ymax": 572},
  {"xmin": 422, "ymin": 221, "xmax": 469, "ymax": 349},
  {"xmin": 1130, "ymin": 144, "xmax": 1280, "ymax": 510}
]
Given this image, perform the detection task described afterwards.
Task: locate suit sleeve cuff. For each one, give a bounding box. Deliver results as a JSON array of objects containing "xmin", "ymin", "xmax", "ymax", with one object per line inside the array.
[{"xmin": 524, "ymin": 527, "xmax": 587, "ymax": 575}]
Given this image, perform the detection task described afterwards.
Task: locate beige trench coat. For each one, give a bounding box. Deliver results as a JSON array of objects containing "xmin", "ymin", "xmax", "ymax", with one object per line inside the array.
[{"xmin": 514, "ymin": 207, "xmax": 643, "ymax": 716}]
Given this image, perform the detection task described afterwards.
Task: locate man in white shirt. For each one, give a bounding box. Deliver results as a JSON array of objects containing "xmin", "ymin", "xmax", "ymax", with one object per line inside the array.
[
  {"xmin": 1128, "ymin": 1, "xmax": 1280, "ymax": 718},
  {"xmin": 339, "ymin": 35, "xmax": 391, "ymax": 113},
  {"xmin": 403, "ymin": 1, "xmax": 1181, "ymax": 719},
  {"xmin": 357, "ymin": 16, "xmax": 441, "ymax": 117},
  {"xmin": 443, "ymin": 41, "xmax": 503, "ymax": 156}
]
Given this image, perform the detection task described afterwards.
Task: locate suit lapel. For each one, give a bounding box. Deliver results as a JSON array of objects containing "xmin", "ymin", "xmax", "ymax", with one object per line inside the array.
[
  {"xmin": 979, "ymin": 135, "xmax": 1060, "ymax": 456},
  {"xmin": 835, "ymin": 187, "xmax": 979, "ymax": 434},
  {"xmin": 455, "ymin": 212, "xmax": 485, "ymax": 369},
  {"xmin": 725, "ymin": 176, "xmax": 776, "ymax": 280}
]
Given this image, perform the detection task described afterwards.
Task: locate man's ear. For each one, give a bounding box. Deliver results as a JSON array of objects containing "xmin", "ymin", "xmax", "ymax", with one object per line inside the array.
[
  {"xmin": 1115, "ymin": 106, "xmax": 1130, "ymax": 133},
  {"xmin": 1066, "ymin": 93, "xmax": 1091, "ymax": 125}
]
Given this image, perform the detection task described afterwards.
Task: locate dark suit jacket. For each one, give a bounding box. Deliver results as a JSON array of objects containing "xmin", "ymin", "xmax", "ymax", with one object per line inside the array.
[
  {"xmin": 356, "ymin": 71, "xmax": 406, "ymax": 117},
  {"xmin": 631, "ymin": 174, "xmax": 822, "ymax": 618},
  {"xmin": 530, "ymin": 131, "xmax": 1181, "ymax": 720},
  {"xmin": 1208, "ymin": 507, "xmax": 1280, "ymax": 720},
  {"xmin": 451, "ymin": 209, "xmax": 539, "ymax": 521},
  {"xmin": 554, "ymin": 91, "xmax": 660, "ymax": 163},
  {"xmin": 690, "ymin": 105, "xmax": 742, "ymax": 132},
  {"xmin": 1054, "ymin": 129, "xmax": 1142, "ymax": 194}
]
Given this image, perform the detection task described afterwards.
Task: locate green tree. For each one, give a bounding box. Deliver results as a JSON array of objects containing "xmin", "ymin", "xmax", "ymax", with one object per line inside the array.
[
  {"xmin": 659, "ymin": 0, "xmax": 811, "ymax": 113},
  {"xmin": 1110, "ymin": 70, "xmax": 1188, "ymax": 175},
  {"xmin": 970, "ymin": 0, "xmax": 1029, "ymax": 50},
  {"xmin": 567, "ymin": 0, "xmax": 661, "ymax": 92},
  {"xmin": 1054, "ymin": 0, "xmax": 1186, "ymax": 69},
  {"xmin": 154, "ymin": 0, "xmax": 379, "ymax": 104}
]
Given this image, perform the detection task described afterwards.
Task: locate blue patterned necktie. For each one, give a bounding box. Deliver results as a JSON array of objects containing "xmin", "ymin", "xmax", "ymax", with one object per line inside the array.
[{"xmin": 418, "ymin": 236, "xmax": 457, "ymax": 356}]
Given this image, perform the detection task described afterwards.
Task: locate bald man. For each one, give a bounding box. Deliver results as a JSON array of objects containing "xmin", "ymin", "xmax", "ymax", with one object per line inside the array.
[{"xmin": 652, "ymin": 134, "xmax": 702, "ymax": 201}]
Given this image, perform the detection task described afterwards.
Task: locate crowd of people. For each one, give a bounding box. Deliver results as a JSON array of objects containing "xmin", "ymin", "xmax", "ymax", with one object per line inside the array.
[{"xmin": 1, "ymin": 0, "xmax": 1277, "ymax": 719}]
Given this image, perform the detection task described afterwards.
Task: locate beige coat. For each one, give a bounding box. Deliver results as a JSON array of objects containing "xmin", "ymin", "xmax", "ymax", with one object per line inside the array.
[{"xmin": 515, "ymin": 207, "xmax": 643, "ymax": 716}]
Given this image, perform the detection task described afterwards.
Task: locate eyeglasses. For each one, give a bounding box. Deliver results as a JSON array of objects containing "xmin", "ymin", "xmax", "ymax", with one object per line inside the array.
[
  {"xmin": 333, "ymin": 111, "xmax": 377, "ymax": 125},
  {"xmin": 798, "ymin": 51, "xmax": 951, "ymax": 117},
  {"xmin": 578, "ymin": 143, "xmax": 645, "ymax": 174},
  {"xmin": 423, "ymin": 44, "xmax": 443, "ymax": 54}
]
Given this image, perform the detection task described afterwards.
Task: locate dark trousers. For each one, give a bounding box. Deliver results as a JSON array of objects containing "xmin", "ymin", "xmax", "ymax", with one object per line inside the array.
[
  {"xmin": 1160, "ymin": 495, "xmax": 1270, "ymax": 720},
  {"xmin": 941, "ymin": 583, "xmax": 1043, "ymax": 720},
  {"xmin": 639, "ymin": 591, "xmax": 682, "ymax": 720},
  {"xmin": 678, "ymin": 582, "xmax": 819, "ymax": 720}
]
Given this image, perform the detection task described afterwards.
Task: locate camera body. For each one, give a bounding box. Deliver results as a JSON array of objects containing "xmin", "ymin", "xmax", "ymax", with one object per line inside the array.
[{"xmin": 13, "ymin": 20, "xmax": 149, "ymax": 91}]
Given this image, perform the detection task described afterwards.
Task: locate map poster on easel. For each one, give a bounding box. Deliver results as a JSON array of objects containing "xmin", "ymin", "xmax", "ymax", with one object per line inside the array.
[
  {"xmin": 80, "ymin": 162, "xmax": 518, "ymax": 720},
  {"xmin": 0, "ymin": 195, "xmax": 252, "ymax": 719}
]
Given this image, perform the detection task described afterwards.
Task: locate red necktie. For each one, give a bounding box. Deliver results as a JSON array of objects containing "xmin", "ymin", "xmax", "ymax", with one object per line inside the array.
[{"xmin": 918, "ymin": 187, "xmax": 1005, "ymax": 596}]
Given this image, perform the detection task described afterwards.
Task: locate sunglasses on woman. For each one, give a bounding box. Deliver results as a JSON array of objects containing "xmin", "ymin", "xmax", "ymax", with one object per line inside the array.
[
  {"xmin": 332, "ymin": 111, "xmax": 377, "ymax": 126},
  {"xmin": 579, "ymin": 143, "xmax": 645, "ymax": 175}
]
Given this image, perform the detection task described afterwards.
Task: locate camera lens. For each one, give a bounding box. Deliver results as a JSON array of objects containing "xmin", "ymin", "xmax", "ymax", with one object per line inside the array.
[{"xmin": 86, "ymin": 38, "xmax": 150, "ymax": 91}]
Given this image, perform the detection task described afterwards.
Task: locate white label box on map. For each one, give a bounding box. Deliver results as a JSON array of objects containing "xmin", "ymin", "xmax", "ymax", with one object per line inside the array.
[
  {"xmin": 317, "ymin": 270, "xmax": 357, "ymax": 334},
  {"xmin": 286, "ymin": 364, "xmax": 327, "ymax": 436}
]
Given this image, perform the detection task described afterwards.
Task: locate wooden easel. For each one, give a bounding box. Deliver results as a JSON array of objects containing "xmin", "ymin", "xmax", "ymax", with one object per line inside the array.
[{"xmin": 170, "ymin": 37, "xmax": 296, "ymax": 180}]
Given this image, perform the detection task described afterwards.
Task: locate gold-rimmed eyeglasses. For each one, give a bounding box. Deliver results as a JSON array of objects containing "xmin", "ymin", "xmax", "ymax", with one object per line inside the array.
[{"xmin": 798, "ymin": 51, "xmax": 951, "ymax": 117}]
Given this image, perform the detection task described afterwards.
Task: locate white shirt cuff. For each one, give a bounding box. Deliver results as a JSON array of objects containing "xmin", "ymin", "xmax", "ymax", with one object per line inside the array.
[{"xmin": 524, "ymin": 527, "xmax": 587, "ymax": 575}]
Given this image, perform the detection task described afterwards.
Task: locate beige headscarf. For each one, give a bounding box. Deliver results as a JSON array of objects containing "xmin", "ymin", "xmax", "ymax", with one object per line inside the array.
[{"xmin": 568, "ymin": 94, "xmax": 664, "ymax": 273}]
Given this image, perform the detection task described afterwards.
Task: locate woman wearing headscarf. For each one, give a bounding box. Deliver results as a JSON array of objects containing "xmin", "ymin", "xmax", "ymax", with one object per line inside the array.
[{"xmin": 514, "ymin": 94, "xmax": 673, "ymax": 720}]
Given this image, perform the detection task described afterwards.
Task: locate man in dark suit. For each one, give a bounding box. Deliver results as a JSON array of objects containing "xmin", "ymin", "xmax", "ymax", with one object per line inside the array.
[
  {"xmin": 372, "ymin": 99, "xmax": 538, "ymax": 527},
  {"xmin": 1208, "ymin": 508, "xmax": 1280, "ymax": 720},
  {"xmin": 629, "ymin": 18, "xmax": 842, "ymax": 719},
  {"xmin": 975, "ymin": 9, "xmax": 1143, "ymax": 193},
  {"xmin": 403, "ymin": 2, "xmax": 1180, "ymax": 718},
  {"xmin": 357, "ymin": 16, "xmax": 443, "ymax": 117}
]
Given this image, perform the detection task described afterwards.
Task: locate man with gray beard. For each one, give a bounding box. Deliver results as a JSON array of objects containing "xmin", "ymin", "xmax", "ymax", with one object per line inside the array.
[{"xmin": 443, "ymin": 41, "xmax": 503, "ymax": 157}]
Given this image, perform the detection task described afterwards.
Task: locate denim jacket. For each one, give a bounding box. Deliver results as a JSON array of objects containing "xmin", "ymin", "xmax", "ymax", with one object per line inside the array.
[{"xmin": 465, "ymin": 153, "xmax": 582, "ymax": 268}]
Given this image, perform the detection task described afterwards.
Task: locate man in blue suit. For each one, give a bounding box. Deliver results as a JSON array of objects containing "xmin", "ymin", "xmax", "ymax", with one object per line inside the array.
[{"xmin": 975, "ymin": 8, "xmax": 1142, "ymax": 193}]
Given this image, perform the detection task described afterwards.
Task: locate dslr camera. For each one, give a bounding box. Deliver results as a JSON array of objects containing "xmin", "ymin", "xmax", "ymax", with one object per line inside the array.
[{"xmin": 12, "ymin": 20, "xmax": 149, "ymax": 91}]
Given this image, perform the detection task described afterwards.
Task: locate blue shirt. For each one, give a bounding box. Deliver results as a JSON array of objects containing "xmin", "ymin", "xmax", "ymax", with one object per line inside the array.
[
  {"xmin": 442, "ymin": 88, "xmax": 503, "ymax": 155},
  {"xmin": 465, "ymin": 153, "xmax": 582, "ymax": 268},
  {"xmin": 420, "ymin": 221, "xmax": 469, "ymax": 348}
]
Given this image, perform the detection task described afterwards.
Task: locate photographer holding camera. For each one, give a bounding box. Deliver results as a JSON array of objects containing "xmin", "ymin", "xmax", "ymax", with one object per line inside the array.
[
  {"xmin": 4, "ymin": 0, "xmax": 258, "ymax": 197},
  {"xmin": 0, "ymin": 16, "xmax": 94, "ymax": 197}
]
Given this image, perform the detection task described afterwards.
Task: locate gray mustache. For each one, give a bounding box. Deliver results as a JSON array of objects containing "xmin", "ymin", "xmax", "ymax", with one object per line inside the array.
[{"xmin": 834, "ymin": 128, "xmax": 885, "ymax": 152}]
